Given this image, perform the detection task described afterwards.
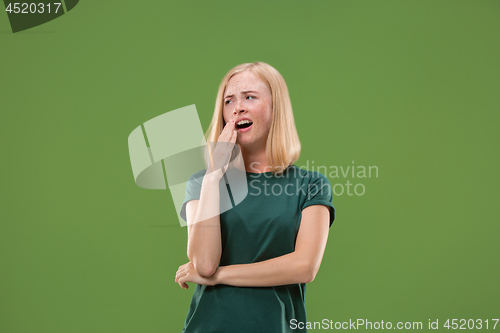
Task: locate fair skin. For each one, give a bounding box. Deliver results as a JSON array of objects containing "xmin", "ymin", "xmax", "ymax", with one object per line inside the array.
[
  {"xmin": 176, "ymin": 69, "xmax": 330, "ymax": 288},
  {"xmin": 223, "ymin": 70, "xmax": 273, "ymax": 173},
  {"xmin": 184, "ymin": 121, "xmax": 237, "ymax": 277}
]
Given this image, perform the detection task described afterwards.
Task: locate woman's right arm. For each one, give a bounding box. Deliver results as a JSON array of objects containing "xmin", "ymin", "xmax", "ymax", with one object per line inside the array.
[
  {"xmin": 185, "ymin": 119, "xmax": 237, "ymax": 277},
  {"xmin": 185, "ymin": 172, "xmax": 223, "ymax": 277}
]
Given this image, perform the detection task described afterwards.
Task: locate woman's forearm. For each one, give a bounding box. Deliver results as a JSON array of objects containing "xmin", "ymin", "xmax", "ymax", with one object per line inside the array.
[
  {"xmin": 187, "ymin": 173, "xmax": 223, "ymax": 277},
  {"xmin": 213, "ymin": 251, "xmax": 314, "ymax": 287}
]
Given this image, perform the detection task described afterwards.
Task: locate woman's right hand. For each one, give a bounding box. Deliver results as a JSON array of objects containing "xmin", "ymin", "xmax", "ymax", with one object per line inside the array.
[{"xmin": 205, "ymin": 120, "xmax": 238, "ymax": 179}]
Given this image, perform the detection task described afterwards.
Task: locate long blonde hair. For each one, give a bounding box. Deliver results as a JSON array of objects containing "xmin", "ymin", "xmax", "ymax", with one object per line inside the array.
[{"xmin": 204, "ymin": 62, "xmax": 301, "ymax": 175}]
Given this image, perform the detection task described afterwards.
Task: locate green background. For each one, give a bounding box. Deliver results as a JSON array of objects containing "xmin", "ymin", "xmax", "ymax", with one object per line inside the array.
[{"xmin": 1, "ymin": 0, "xmax": 498, "ymax": 332}]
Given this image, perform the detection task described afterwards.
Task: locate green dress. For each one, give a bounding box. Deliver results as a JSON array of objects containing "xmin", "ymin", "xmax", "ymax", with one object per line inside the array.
[{"xmin": 179, "ymin": 164, "xmax": 335, "ymax": 333}]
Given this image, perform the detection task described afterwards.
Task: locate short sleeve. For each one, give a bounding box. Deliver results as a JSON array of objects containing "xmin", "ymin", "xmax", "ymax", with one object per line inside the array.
[
  {"xmin": 179, "ymin": 169, "xmax": 206, "ymax": 223},
  {"xmin": 301, "ymin": 171, "xmax": 336, "ymax": 227}
]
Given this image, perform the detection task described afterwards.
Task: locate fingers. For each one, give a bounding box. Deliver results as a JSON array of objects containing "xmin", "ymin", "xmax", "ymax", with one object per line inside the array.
[
  {"xmin": 175, "ymin": 272, "xmax": 188, "ymax": 289},
  {"xmin": 219, "ymin": 120, "xmax": 235, "ymax": 142},
  {"xmin": 225, "ymin": 119, "xmax": 235, "ymax": 130},
  {"xmin": 177, "ymin": 277, "xmax": 189, "ymax": 289},
  {"xmin": 219, "ymin": 122, "xmax": 237, "ymax": 149},
  {"xmin": 177, "ymin": 278, "xmax": 188, "ymax": 289},
  {"xmin": 176, "ymin": 263, "xmax": 190, "ymax": 276},
  {"xmin": 176, "ymin": 273, "xmax": 190, "ymax": 290},
  {"xmin": 231, "ymin": 128, "xmax": 237, "ymax": 143},
  {"xmin": 175, "ymin": 262, "xmax": 192, "ymax": 289},
  {"xmin": 206, "ymin": 121, "xmax": 237, "ymax": 174}
]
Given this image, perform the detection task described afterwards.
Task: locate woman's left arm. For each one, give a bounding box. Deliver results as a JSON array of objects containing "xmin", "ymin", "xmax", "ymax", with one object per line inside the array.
[{"xmin": 175, "ymin": 205, "xmax": 330, "ymax": 288}]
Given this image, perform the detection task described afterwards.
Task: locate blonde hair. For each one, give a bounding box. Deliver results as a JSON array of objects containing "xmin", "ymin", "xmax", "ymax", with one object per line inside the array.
[{"xmin": 204, "ymin": 62, "xmax": 301, "ymax": 175}]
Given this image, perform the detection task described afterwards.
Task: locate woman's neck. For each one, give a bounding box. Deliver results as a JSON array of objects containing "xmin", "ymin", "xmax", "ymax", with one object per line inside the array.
[{"xmin": 239, "ymin": 145, "xmax": 270, "ymax": 173}]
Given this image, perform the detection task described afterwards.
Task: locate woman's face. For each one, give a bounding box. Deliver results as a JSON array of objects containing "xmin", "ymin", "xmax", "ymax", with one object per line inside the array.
[{"xmin": 222, "ymin": 70, "xmax": 273, "ymax": 149}]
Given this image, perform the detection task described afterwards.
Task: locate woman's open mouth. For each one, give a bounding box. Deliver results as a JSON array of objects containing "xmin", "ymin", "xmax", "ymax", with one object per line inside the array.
[{"xmin": 236, "ymin": 120, "xmax": 253, "ymax": 132}]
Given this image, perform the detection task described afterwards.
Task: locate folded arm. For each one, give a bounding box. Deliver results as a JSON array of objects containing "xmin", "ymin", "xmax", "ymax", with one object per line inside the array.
[{"xmin": 176, "ymin": 205, "xmax": 330, "ymax": 288}]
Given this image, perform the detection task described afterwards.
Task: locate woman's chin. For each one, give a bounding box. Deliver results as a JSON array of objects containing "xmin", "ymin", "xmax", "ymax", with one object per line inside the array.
[
  {"xmin": 236, "ymin": 140, "xmax": 250, "ymax": 149},
  {"xmin": 237, "ymin": 139, "xmax": 264, "ymax": 151}
]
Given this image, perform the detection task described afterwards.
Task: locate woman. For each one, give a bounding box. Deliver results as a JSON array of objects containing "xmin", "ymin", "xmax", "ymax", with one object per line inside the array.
[{"xmin": 175, "ymin": 62, "xmax": 335, "ymax": 332}]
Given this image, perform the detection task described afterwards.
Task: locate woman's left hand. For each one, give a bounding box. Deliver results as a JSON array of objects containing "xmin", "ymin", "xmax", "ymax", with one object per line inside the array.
[{"xmin": 175, "ymin": 261, "xmax": 218, "ymax": 289}]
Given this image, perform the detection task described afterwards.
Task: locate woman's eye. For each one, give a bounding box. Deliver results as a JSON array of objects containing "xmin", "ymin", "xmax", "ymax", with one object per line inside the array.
[
  {"xmin": 225, "ymin": 100, "xmax": 232, "ymax": 104},
  {"xmin": 246, "ymin": 96, "xmax": 255, "ymax": 100}
]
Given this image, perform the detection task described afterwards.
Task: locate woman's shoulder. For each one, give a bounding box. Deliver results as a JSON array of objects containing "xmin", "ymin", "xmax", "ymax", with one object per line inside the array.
[
  {"xmin": 184, "ymin": 169, "xmax": 207, "ymax": 191},
  {"xmin": 188, "ymin": 169, "xmax": 207, "ymax": 181}
]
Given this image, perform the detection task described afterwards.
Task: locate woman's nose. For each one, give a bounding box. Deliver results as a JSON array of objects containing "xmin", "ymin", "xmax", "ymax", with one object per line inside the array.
[
  {"xmin": 233, "ymin": 100, "xmax": 245, "ymax": 115},
  {"xmin": 234, "ymin": 100, "xmax": 241, "ymax": 112}
]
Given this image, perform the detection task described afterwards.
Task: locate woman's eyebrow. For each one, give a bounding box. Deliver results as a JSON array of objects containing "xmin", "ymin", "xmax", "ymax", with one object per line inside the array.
[{"xmin": 224, "ymin": 90, "xmax": 259, "ymax": 99}]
